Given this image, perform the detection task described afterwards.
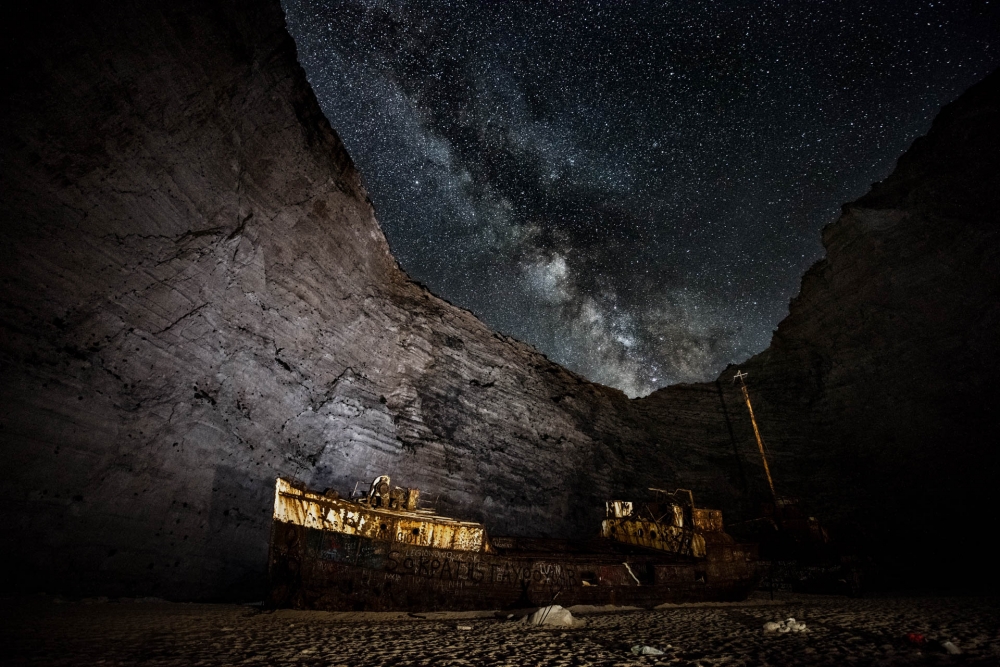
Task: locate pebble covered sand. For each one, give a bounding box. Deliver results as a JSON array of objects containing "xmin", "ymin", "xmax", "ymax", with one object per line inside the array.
[{"xmin": 3, "ymin": 593, "xmax": 998, "ymax": 666}]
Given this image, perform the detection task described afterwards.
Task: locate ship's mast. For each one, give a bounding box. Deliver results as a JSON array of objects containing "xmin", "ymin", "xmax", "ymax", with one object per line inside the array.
[{"xmin": 733, "ymin": 370, "xmax": 778, "ymax": 507}]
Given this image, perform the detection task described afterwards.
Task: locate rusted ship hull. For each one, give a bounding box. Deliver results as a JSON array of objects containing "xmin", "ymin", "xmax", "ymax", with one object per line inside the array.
[{"xmin": 268, "ymin": 521, "xmax": 759, "ymax": 612}]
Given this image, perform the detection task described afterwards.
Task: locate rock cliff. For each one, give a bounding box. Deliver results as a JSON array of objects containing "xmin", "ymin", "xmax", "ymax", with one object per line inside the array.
[
  {"xmin": 685, "ymin": 70, "xmax": 1000, "ymax": 587},
  {"xmin": 0, "ymin": 0, "xmax": 690, "ymax": 599},
  {"xmin": 1, "ymin": 0, "xmax": 997, "ymax": 598}
]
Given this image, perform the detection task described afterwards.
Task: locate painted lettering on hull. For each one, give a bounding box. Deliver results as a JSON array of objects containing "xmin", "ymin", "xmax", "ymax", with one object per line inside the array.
[
  {"xmin": 297, "ymin": 524, "xmax": 759, "ymax": 594},
  {"xmin": 270, "ymin": 521, "xmax": 760, "ymax": 611},
  {"xmin": 308, "ymin": 529, "xmax": 579, "ymax": 586}
]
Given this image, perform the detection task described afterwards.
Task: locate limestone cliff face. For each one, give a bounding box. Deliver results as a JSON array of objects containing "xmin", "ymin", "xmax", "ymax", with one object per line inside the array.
[
  {"xmin": 2, "ymin": 0, "xmax": 997, "ymax": 599},
  {"xmin": 0, "ymin": 0, "xmax": 693, "ymax": 599}
]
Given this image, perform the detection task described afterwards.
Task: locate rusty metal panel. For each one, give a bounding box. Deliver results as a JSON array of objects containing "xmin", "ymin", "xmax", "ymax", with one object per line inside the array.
[
  {"xmin": 691, "ymin": 533, "xmax": 707, "ymax": 558},
  {"xmin": 671, "ymin": 504, "xmax": 685, "ymax": 527},
  {"xmin": 606, "ymin": 500, "xmax": 633, "ymax": 518},
  {"xmin": 598, "ymin": 564, "xmax": 638, "ymax": 586},
  {"xmin": 601, "ymin": 489, "xmax": 730, "ymax": 558},
  {"xmin": 656, "ymin": 565, "xmax": 696, "ymax": 584},
  {"xmin": 693, "ymin": 508, "xmax": 724, "ymax": 532},
  {"xmin": 601, "ymin": 518, "xmax": 704, "ymax": 557},
  {"xmin": 273, "ymin": 478, "xmax": 485, "ymax": 552}
]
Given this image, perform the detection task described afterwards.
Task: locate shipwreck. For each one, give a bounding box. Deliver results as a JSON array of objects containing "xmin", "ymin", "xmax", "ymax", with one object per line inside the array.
[{"xmin": 267, "ymin": 476, "xmax": 759, "ymax": 611}]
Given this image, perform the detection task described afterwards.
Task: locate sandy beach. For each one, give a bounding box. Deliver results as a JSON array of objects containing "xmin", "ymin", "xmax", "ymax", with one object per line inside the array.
[{"xmin": 3, "ymin": 593, "xmax": 997, "ymax": 666}]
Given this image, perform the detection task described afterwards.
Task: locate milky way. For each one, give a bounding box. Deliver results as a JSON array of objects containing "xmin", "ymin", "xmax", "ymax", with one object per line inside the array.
[{"xmin": 282, "ymin": 0, "xmax": 999, "ymax": 397}]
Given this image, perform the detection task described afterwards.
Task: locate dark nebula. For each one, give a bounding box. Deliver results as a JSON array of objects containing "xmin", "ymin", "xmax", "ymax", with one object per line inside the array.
[{"xmin": 282, "ymin": 0, "xmax": 999, "ymax": 396}]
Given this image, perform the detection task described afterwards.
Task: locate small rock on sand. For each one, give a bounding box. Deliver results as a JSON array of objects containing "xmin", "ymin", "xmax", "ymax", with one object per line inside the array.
[
  {"xmin": 631, "ymin": 645, "xmax": 666, "ymax": 655},
  {"xmin": 526, "ymin": 605, "xmax": 584, "ymax": 628}
]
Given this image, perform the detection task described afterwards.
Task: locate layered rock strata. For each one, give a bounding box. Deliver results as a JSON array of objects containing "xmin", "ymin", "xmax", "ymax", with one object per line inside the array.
[{"xmin": 0, "ymin": 0, "xmax": 699, "ymax": 599}]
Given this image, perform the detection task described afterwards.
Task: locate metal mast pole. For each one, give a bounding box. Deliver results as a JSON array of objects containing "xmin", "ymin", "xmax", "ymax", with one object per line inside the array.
[{"xmin": 733, "ymin": 370, "xmax": 778, "ymax": 507}]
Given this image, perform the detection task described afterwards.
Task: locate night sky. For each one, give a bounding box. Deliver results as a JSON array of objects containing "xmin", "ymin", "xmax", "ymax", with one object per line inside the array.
[{"xmin": 282, "ymin": 0, "xmax": 999, "ymax": 397}]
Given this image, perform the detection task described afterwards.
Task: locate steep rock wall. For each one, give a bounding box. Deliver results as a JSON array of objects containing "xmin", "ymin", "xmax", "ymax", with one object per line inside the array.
[
  {"xmin": 1, "ymin": 0, "xmax": 741, "ymax": 599},
  {"xmin": 656, "ymin": 70, "xmax": 1000, "ymax": 587}
]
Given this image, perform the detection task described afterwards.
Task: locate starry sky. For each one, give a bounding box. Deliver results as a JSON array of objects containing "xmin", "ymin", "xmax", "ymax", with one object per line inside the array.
[{"xmin": 282, "ymin": 0, "xmax": 999, "ymax": 397}]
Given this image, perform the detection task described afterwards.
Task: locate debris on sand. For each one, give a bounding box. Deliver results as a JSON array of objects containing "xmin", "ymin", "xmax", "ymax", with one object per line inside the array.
[
  {"xmin": 526, "ymin": 605, "xmax": 585, "ymax": 627},
  {"xmin": 763, "ymin": 617, "xmax": 807, "ymax": 633},
  {"xmin": 631, "ymin": 645, "xmax": 667, "ymax": 655}
]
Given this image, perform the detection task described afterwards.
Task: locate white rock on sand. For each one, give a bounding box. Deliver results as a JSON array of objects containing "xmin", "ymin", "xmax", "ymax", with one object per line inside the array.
[
  {"xmin": 631, "ymin": 645, "xmax": 666, "ymax": 655},
  {"xmin": 526, "ymin": 605, "xmax": 585, "ymax": 627},
  {"xmin": 942, "ymin": 641, "xmax": 961, "ymax": 655}
]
